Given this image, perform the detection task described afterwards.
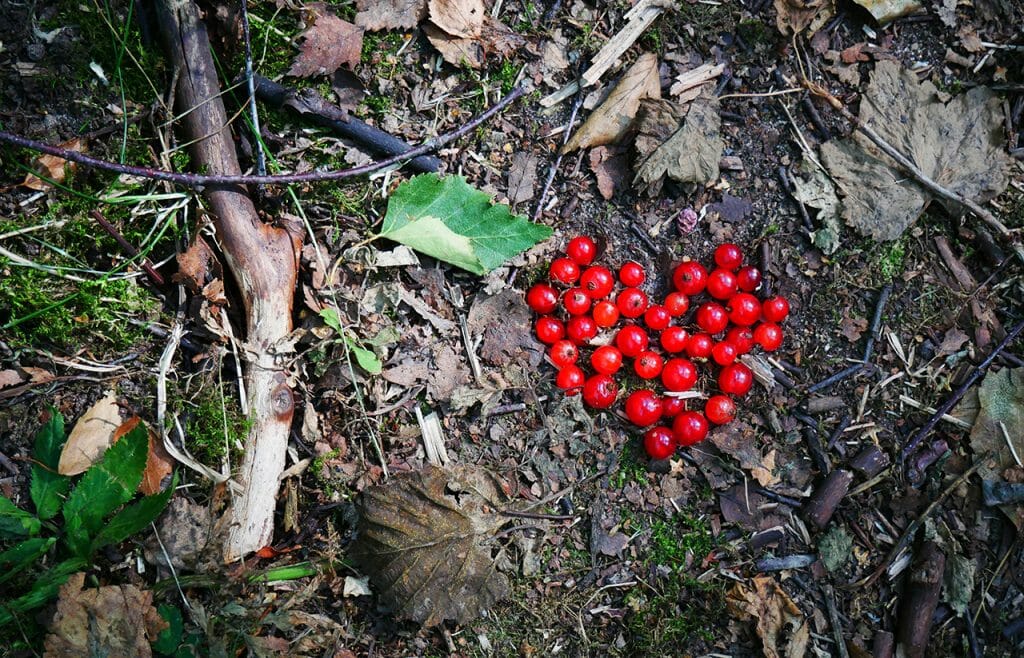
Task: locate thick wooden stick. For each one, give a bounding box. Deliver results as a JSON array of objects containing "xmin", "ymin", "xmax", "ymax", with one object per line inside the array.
[{"xmin": 156, "ymin": 0, "xmax": 301, "ymax": 561}]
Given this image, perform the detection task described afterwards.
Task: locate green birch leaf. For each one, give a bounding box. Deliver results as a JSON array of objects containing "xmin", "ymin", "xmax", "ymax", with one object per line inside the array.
[
  {"xmin": 91, "ymin": 472, "xmax": 177, "ymax": 552},
  {"xmin": 377, "ymin": 174, "xmax": 552, "ymax": 275},
  {"xmin": 0, "ymin": 537, "xmax": 56, "ymax": 586},
  {"xmin": 30, "ymin": 410, "xmax": 69, "ymax": 520},
  {"xmin": 0, "ymin": 496, "xmax": 40, "ymax": 538}
]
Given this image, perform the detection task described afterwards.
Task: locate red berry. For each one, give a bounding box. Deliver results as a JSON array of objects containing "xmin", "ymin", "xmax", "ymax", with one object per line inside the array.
[
  {"xmin": 555, "ymin": 365, "xmax": 585, "ymax": 393},
  {"xmin": 664, "ymin": 292, "xmax": 690, "ymax": 316},
  {"xmin": 566, "ymin": 315, "xmax": 598, "ymax": 344},
  {"xmin": 726, "ymin": 326, "xmax": 755, "ymax": 354},
  {"xmin": 562, "ymin": 288, "xmax": 591, "ymax": 315},
  {"xmin": 616, "ymin": 287, "xmax": 648, "ymax": 319},
  {"xmin": 634, "ymin": 351, "xmax": 664, "ymax": 379},
  {"xmin": 644, "ymin": 305, "xmax": 671, "ymax": 331},
  {"xmin": 618, "ymin": 261, "xmax": 646, "ymax": 287},
  {"xmin": 673, "ymin": 411, "xmax": 709, "ymax": 446},
  {"xmin": 643, "ymin": 426, "xmax": 676, "ymax": 460},
  {"xmin": 549, "ymin": 257, "xmax": 580, "ymax": 284},
  {"xmin": 706, "ymin": 269, "xmax": 738, "ymax": 300},
  {"xmin": 580, "ymin": 266, "xmax": 615, "ymax": 299},
  {"xmin": 661, "ymin": 358, "xmax": 698, "ymax": 392},
  {"xmin": 591, "ymin": 345, "xmax": 623, "ymax": 375},
  {"xmin": 672, "ymin": 261, "xmax": 708, "ymax": 296},
  {"xmin": 696, "ymin": 302, "xmax": 729, "ymax": 334},
  {"xmin": 549, "ymin": 340, "xmax": 579, "ymax": 368},
  {"xmin": 711, "ymin": 341, "xmax": 738, "ymax": 366},
  {"xmin": 719, "ymin": 363, "xmax": 754, "ymax": 396},
  {"xmin": 526, "ymin": 283, "xmax": 558, "ymax": 314},
  {"xmin": 686, "ymin": 333, "xmax": 714, "ymax": 360},
  {"xmin": 753, "ymin": 322, "xmax": 784, "ymax": 351},
  {"xmin": 727, "ymin": 293, "xmax": 761, "ymax": 326},
  {"xmin": 662, "ymin": 396, "xmax": 685, "ymax": 418},
  {"xmin": 763, "ymin": 296, "xmax": 790, "ymax": 323},
  {"xmin": 615, "ymin": 325, "xmax": 649, "ymax": 358},
  {"xmin": 535, "ymin": 317, "xmax": 565, "ymax": 344},
  {"xmin": 714, "ymin": 243, "xmax": 744, "ymax": 270},
  {"xmin": 660, "ymin": 326, "xmax": 690, "ymax": 353},
  {"xmin": 566, "ymin": 236, "xmax": 597, "ymax": 265},
  {"xmin": 592, "ymin": 300, "xmax": 620, "ymax": 328},
  {"xmin": 705, "ymin": 395, "xmax": 736, "ymax": 425},
  {"xmin": 736, "ymin": 266, "xmax": 762, "ymax": 292},
  {"xmin": 625, "ymin": 389, "xmax": 663, "ymax": 427},
  {"xmin": 582, "ymin": 374, "xmax": 618, "ymax": 409}
]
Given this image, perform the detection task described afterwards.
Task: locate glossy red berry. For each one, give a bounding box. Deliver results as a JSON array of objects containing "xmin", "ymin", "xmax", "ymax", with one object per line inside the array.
[
  {"xmin": 616, "ymin": 287, "xmax": 648, "ymax": 319},
  {"xmin": 714, "ymin": 243, "xmax": 744, "ymax": 270},
  {"xmin": 555, "ymin": 365, "xmax": 585, "ymax": 392},
  {"xmin": 566, "ymin": 315, "xmax": 598, "ymax": 344},
  {"xmin": 535, "ymin": 317, "xmax": 565, "ymax": 344},
  {"xmin": 566, "ymin": 236, "xmax": 597, "ymax": 265},
  {"xmin": 625, "ymin": 389, "xmax": 663, "ymax": 427},
  {"xmin": 686, "ymin": 333, "xmax": 714, "ymax": 360},
  {"xmin": 526, "ymin": 283, "xmax": 559, "ymax": 314},
  {"xmin": 661, "ymin": 358, "xmax": 698, "ymax": 392},
  {"xmin": 726, "ymin": 326, "xmax": 755, "ymax": 355},
  {"xmin": 580, "ymin": 266, "xmax": 615, "ymax": 299},
  {"xmin": 643, "ymin": 426, "xmax": 676, "ymax": 460},
  {"xmin": 711, "ymin": 341, "xmax": 738, "ymax": 366},
  {"xmin": 634, "ymin": 351, "xmax": 664, "ymax": 379},
  {"xmin": 644, "ymin": 305, "xmax": 671, "ymax": 331},
  {"xmin": 727, "ymin": 293, "xmax": 761, "ymax": 326},
  {"xmin": 664, "ymin": 292, "xmax": 690, "ymax": 316},
  {"xmin": 660, "ymin": 326, "xmax": 690, "ymax": 353},
  {"xmin": 591, "ymin": 345, "xmax": 623, "ymax": 375},
  {"xmin": 562, "ymin": 288, "xmax": 591, "ymax": 315},
  {"xmin": 549, "ymin": 257, "xmax": 580, "ymax": 285},
  {"xmin": 672, "ymin": 261, "xmax": 708, "ymax": 296},
  {"xmin": 661, "ymin": 396, "xmax": 685, "ymax": 418},
  {"xmin": 706, "ymin": 268, "xmax": 738, "ymax": 300},
  {"xmin": 592, "ymin": 300, "xmax": 620, "ymax": 328},
  {"xmin": 705, "ymin": 395, "xmax": 736, "ymax": 425},
  {"xmin": 618, "ymin": 261, "xmax": 646, "ymax": 287},
  {"xmin": 673, "ymin": 411, "xmax": 709, "ymax": 446},
  {"xmin": 719, "ymin": 362, "xmax": 754, "ymax": 396},
  {"xmin": 615, "ymin": 325, "xmax": 649, "ymax": 358},
  {"xmin": 753, "ymin": 322, "xmax": 784, "ymax": 351},
  {"xmin": 549, "ymin": 340, "xmax": 579, "ymax": 368},
  {"xmin": 582, "ymin": 374, "xmax": 618, "ymax": 409},
  {"xmin": 736, "ymin": 265, "xmax": 762, "ymax": 292},
  {"xmin": 696, "ymin": 302, "xmax": 729, "ymax": 334},
  {"xmin": 762, "ymin": 296, "xmax": 790, "ymax": 323}
]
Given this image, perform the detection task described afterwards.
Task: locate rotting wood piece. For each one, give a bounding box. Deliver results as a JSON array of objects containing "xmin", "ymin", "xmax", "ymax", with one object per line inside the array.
[
  {"xmin": 896, "ymin": 541, "xmax": 946, "ymax": 658},
  {"xmin": 156, "ymin": 0, "xmax": 302, "ymax": 561}
]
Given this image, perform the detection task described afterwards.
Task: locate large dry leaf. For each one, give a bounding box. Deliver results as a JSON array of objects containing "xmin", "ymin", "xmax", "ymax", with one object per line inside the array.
[
  {"xmin": 728, "ymin": 576, "xmax": 810, "ymax": 658},
  {"xmin": 774, "ymin": 0, "xmax": 834, "ymax": 35},
  {"xmin": 172, "ymin": 235, "xmax": 221, "ymax": 294},
  {"xmin": 44, "ymin": 572, "xmax": 167, "ymax": 658},
  {"xmin": 351, "ymin": 464, "xmax": 513, "ymax": 626},
  {"xmin": 969, "ymin": 367, "xmax": 1024, "ymax": 529},
  {"xmin": 424, "ymin": 15, "xmax": 523, "ymax": 69},
  {"xmin": 22, "ymin": 137, "xmax": 84, "ymax": 190},
  {"xmin": 634, "ymin": 93, "xmax": 723, "ymax": 195},
  {"xmin": 852, "ymin": 0, "xmax": 924, "ymax": 24},
  {"xmin": 562, "ymin": 53, "xmax": 660, "ymax": 154},
  {"xmin": 355, "ymin": 0, "xmax": 427, "ymax": 30},
  {"xmin": 58, "ymin": 391, "xmax": 121, "ymax": 476},
  {"xmin": 789, "ymin": 159, "xmax": 842, "ymax": 254},
  {"xmin": 819, "ymin": 60, "xmax": 1012, "ymax": 241},
  {"xmin": 428, "ymin": 0, "xmax": 485, "ymax": 38},
  {"xmin": 289, "ymin": 4, "xmax": 363, "ymax": 78}
]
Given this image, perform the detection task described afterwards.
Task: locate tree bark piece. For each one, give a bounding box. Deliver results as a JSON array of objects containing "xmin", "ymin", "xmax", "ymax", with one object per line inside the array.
[
  {"xmin": 896, "ymin": 541, "xmax": 946, "ymax": 658},
  {"xmin": 156, "ymin": 0, "xmax": 301, "ymax": 561},
  {"xmin": 803, "ymin": 468, "xmax": 853, "ymax": 530}
]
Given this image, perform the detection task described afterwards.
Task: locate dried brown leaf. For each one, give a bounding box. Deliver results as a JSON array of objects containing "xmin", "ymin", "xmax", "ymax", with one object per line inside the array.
[
  {"xmin": 355, "ymin": 0, "xmax": 426, "ymax": 30},
  {"xmin": 428, "ymin": 0, "xmax": 485, "ymax": 38},
  {"xmin": 138, "ymin": 422, "xmax": 175, "ymax": 496},
  {"xmin": 22, "ymin": 137, "xmax": 84, "ymax": 190},
  {"xmin": 633, "ymin": 98, "xmax": 686, "ymax": 162},
  {"xmin": 424, "ymin": 15, "xmax": 523, "ymax": 69},
  {"xmin": 0, "ymin": 369, "xmax": 25, "ymax": 388},
  {"xmin": 173, "ymin": 235, "xmax": 221, "ymax": 294},
  {"xmin": 728, "ymin": 576, "xmax": 810, "ymax": 658},
  {"xmin": 851, "ymin": 0, "xmax": 923, "ymax": 25},
  {"xmin": 634, "ymin": 93, "xmax": 723, "ymax": 195},
  {"xmin": 289, "ymin": 4, "xmax": 364, "ymax": 78},
  {"xmin": 58, "ymin": 391, "xmax": 121, "ymax": 476},
  {"xmin": 588, "ymin": 145, "xmax": 630, "ymax": 200},
  {"xmin": 506, "ymin": 152, "xmax": 538, "ymax": 206},
  {"xmin": 774, "ymin": 0, "xmax": 834, "ymax": 35}
]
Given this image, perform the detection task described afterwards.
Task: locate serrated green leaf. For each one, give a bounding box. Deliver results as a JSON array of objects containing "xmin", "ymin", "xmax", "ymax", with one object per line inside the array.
[
  {"xmin": 0, "ymin": 496, "xmax": 40, "ymax": 538},
  {"xmin": 0, "ymin": 557, "xmax": 86, "ymax": 628},
  {"xmin": 30, "ymin": 410, "xmax": 69, "ymax": 520},
  {"xmin": 0, "ymin": 537, "xmax": 56, "ymax": 586},
  {"xmin": 378, "ymin": 174, "xmax": 552, "ymax": 275},
  {"xmin": 344, "ymin": 336, "xmax": 382, "ymax": 374},
  {"xmin": 62, "ymin": 423, "xmax": 148, "ymax": 556},
  {"xmin": 154, "ymin": 604, "xmax": 185, "ymax": 654},
  {"xmin": 91, "ymin": 472, "xmax": 176, "ymax": 552}
]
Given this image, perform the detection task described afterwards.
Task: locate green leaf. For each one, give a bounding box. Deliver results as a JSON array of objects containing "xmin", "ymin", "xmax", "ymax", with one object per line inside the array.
[
  {"xmin": 319, "ymin": 307, "xmax": 343, "ymax": 334},
  {"xmin": 154, "ymin": 604, "xmax": 184, "ymax": 654},
  {"xmin": 0, "ymin": 537, "xmax": 56, "ymax": 586},
  {"xmin": 377, "ymin": 173, "xmax": 552, "ymax": 275},
  {"xmin": 344, "ymin": 336, "xmax": 382, "ymax": 374},
  {"xmin": 91, "ymin": 472, "xmax": 177, "ymax": 552},
  {"xmin": 0, "ymin": 496, "xmax": 40, "ymax": 538},
  {"xmin": 30, "ymin": 410, "xmax": 69, "ymax": 520},
  {"xmin": 0, "ymin": 557, "xmax": 86, "ymax": 628},
  {"xmin": 62, "ymin": 423, "xmax": 148, "ymax": 556}
]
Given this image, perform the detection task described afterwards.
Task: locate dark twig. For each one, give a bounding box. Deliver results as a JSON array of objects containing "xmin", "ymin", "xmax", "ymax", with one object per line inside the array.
[
  {"xmin": 863, "ymin": 284, "xmax": 893, "ymax": 362},
  {"xmin": 501, "ymin": 510, "xmax": 574, "ymax": 521},
  {"xmin": 238, "ymin": 0, "xmax": 265, "ymax": 176},
  {"xmin": 754, "ymin": 486, "xmax": 803, "ymax": 508},
  {"xmin": 804, "ymin": 427, "xmax": 831, "ymax": 475},
  {"xmin": 825, "ymin": 414, "xmax": 852, "ymax": 450},
  {"xmin": 89, "ymin": 210, "xmax": 165, "ymax": 286},
  {"xmin": 807, "ymin": 363, "xmax": 864, "ymax": 394},
  {"xmin": 801, "ymin": 96, "xmax": 831, "ymax": 140},
  {"xmin": 803, "ymin": 469, "xmax": 852, "ymax": 529},
  {"xmin": 900, "ymin": 318, "xmax": 1024, "ymax": 463},
  {"xmin": 822, "ymin": 583, "xmax": 851, "ymax": 658},
  {"xmin": 760, "ymin": 240, "xmax": 774, "ymax": 297},
  {"xmin": 0, "ymin": 86, "xmax": 525, "ymax": 187},
  {"xmin": 965, "ymin": 609, "xmax": 983, "ymax": 658},
  {"xmin": 541, "ymin": 0, "xmax": 563, "ymax": 22},
  {"xmin": 533, "ymin": 77, "xmax": 585, "ymax": 221}
]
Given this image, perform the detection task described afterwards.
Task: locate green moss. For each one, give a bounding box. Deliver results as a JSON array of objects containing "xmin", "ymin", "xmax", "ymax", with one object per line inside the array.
[
  {"xmin": 180, "ymin": 383, "xmax": 251, "ymax": 467},
  {"xmin": 612, "ymin": 443, "xmax": 650, "ymax": 489},
  {"xmin": 877, "ymin": 238, "xmax": 907, "ymax": 280},
  {"xmin": 623, "ymin": 575, "xmax": 727, "ymax": 651},
  {"xmin": 737, "ymin": 19, "xmax": 773, "ymax": 48}
]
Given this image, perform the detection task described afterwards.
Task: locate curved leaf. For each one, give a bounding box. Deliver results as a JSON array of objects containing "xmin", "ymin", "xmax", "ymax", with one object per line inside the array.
[{"xmin": 31, "ymin": 410, "xmax": 69, "ymax": 520}]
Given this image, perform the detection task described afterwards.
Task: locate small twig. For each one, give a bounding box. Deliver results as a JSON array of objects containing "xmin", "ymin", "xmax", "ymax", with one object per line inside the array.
[
  {"xmin": 533, "ymin": 76, "xmax": 584, "ymax": 221},
  {"xmin": 500, "ymin": 510, "xmax": 574, "ymax": 521},
  {"xmin": 754, "ymin": 486, "xmax": 803, "ymax": 508},
  {"xmin": 760, "ymin": 240, "xmax": 774, "ymax": 297},
  {"xmin": 822, "ymin": 583, "xmax": 851, "ymax": 658},
  {"xmin": 964, "ymin": 607, "xmax": 983, "ymax": 658},
  {"xmin": 89, "ymin": 210, "xmax": 165, "ymax": 286},
  {"xmin": 801, "ymin": 96, "xmax": 831, "ymax": 140},
  {"xmin": 807, "ymin": 364, "xmax": 864, "ymax": 394},
  {"xmin": 238, "ymin": 0, "xmax": 266, "ymax": 176},
  {"xmin": 863, "ymin": 284, "xmax": 893, "ymax": 362},
  {"xmin": 825, "ymin": 414, "xmax": 852, "ymax": 450}
]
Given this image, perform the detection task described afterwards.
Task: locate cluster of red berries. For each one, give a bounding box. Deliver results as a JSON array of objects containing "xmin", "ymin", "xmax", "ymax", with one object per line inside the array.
[{"xmin": 526, "ymin": 236, "xmax": 790, "ymax": 461}]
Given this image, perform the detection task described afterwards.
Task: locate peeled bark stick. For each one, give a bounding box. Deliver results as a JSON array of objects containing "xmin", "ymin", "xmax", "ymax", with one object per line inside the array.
[
  {"xmin": 250, "ymin": 75, "xmax": 439, "ymax": 173},
  {"xmin": 897, "ymin": 541, "xmax": 946, "ymax": 658},
  {"xmin": 803, "ymin": 468, "xmax": 853, "ymax": 530},
  {"xmin": 850, "ymin": 444, "xmax": 890, "ymax": 478},
  {"xmin": 156, "ymin": 0, "xmax": 302, "ymax": 561}
]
